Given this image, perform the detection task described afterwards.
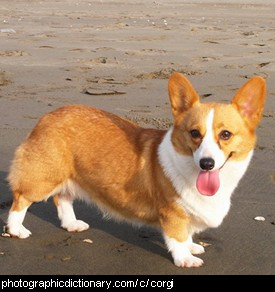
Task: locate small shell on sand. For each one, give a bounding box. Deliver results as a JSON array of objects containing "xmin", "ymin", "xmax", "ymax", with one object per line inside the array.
[
  {"xmin": 254, "ymin": 216, "xmax": 265, "ymax": 221},
  {"xmin": 199, "ymin": 241, "xmax": 212, "ymax": 247},
  {"xmin": 83, "ymin": 239, "xmax": 93, "ymax": 244}
]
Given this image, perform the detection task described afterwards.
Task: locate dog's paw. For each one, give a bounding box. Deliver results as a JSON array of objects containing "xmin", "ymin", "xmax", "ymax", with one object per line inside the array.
[
  {"xmin": 174, "ymin": 255, "xmax": 204, "ymax": 268},
  {"xmin": 7, "ymin": 224, "xmax": 32, "ymax": 239},
  {"xmin": 64, "ymin": 220, "xmax": 89, "ymax": 232},
  {"xmin": 189, "ymin": 242, "xmax": 205, "ymax": 255}
]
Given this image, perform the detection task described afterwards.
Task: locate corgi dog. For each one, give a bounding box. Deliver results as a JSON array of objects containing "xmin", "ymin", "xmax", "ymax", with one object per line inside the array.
[{"xmin": 6, "ymin": 73, "xmax": 266, "ymax": 268}]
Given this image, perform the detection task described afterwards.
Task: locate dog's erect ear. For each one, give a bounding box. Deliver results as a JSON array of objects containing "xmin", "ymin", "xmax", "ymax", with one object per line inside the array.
[
  {"xmin": 168, "ymin": 72, "xmax": 200, "ymax": 119},
  {"xmin": 232, "ymin": 76, "xmax": 266, "ymax": 129}
]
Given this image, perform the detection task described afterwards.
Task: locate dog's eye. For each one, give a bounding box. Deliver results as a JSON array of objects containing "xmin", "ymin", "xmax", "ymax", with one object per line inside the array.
[
  {"xmin": 190, "ymin": 129, "xmax": 202, "ymax": 139},
  {"xmin": 219, "ymin": 130, "xmax": 232, "ymax": 140}
]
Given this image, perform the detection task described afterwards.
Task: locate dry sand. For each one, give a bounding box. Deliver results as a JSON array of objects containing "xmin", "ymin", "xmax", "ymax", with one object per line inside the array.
[{"xmin": 0, "ymin": 0, "xmax": 274, "ymax": 275}]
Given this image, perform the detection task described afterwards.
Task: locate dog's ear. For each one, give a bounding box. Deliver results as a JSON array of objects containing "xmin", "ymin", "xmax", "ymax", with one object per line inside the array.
[
  {"xmin": 232, "ymin": 76, "xmax": 266, "ymax": 129},
  {"xmin": 168, "ymin": 72, "xmax": 200, "ymax": 119}
]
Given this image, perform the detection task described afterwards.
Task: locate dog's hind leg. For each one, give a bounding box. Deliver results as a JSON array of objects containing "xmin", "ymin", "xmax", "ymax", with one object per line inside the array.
[
  {"xmin": 53, "ymin": 193, "xmax": 89, "ymax": 233},
  {"xmin": 7, "ymin": 193, "xmax": 33, "ymax": 239}
]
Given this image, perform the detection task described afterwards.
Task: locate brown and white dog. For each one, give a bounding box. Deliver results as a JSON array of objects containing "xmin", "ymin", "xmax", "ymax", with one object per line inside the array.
[{"xmin": 6, "ymin": 73, "xmax": 266, "ymax": 267}]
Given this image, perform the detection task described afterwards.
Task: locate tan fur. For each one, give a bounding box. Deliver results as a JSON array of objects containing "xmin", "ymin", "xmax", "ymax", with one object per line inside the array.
[
  {"xmin": 8, "ymin": 105, "xmax": 188, "ymax": 241},
  {"xmin": 169, "ymin": 74, "xmax": 266, "ymax": 161},
  {"xmin": 7, "ymin": 73, "xmax": 266, "ymax": 244},
  {"xmin": 168, "ymin": 72, "xmax": 200, "ymax": 119}
]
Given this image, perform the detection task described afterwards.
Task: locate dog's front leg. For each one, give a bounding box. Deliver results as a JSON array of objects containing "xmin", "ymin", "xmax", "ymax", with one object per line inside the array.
[
  {"xmin": 163, "ymin": 235, "xmax": 204, "ymax": 268},
  {"xmin": 159, "ymin": 203, "xmax": 204, "ymax": 268}
]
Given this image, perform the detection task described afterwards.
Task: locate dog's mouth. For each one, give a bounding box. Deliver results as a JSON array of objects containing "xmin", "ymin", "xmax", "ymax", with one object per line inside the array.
[{"xmin": 196, "ymin": 152, "xmax": 234, "ymax": 196}]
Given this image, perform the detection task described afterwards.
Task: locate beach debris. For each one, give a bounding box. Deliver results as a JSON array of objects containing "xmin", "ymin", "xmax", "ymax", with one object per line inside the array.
[
  {"xmin": 253, "ymin": 43, "xmax": 266, "ymax": 47},
  {"xmin": 201, "ymin": 93, "xmax": 213, "ymax": 99},
  {"xmin": 254, "ymin": 216, "xmax": 265, "ymax": 222},
  {"xmin": 0, "ymin": 252, "xmax": 5, "ymax": 256},
  {"xmin": 257, "ymin": 62, "xmax": 270, "ymax": 68},
  {"xmin": 83, "ymin": 238, "xmax": 93, "ymax": 244},
  {"xmin": 61, "ymin": 256, "xmax": 71, "ymax": 262},
  {"xmin": 271, "ymin": 174, "xmax": 275, "ymax": 183},
  {"xmin": 38, "ymin": 45, "xmax": 54, "ymax": 49},
  {"xmin": 203, "ymin": 40, "xmax": 219, "ymax": 44},
  {"xmin": 0, "ymin": 28, "xmax": 16, "ymax": 33},
  {"xmin": 199, "ymin": 241, "xmax": 212, "ymax": 247},
  {"xmin": 82, "ymin": 88, "xmax": 126, "ymax": 96}
]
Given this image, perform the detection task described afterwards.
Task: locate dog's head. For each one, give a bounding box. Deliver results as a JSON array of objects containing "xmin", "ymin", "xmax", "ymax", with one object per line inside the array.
[{"xmin": 168, "ymin": 72, "xmax": 266, "ymax": 196}]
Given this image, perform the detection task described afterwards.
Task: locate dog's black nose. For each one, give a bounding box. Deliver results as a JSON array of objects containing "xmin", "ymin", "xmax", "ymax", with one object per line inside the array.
[{"xmin": 200, "ymin": 158, "xmax": 215, "ymax": 171}]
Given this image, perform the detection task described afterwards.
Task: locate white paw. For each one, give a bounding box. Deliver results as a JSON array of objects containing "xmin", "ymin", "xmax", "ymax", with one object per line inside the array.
[
  {"xmin": 8, "ymin": 224, "xmax": 32, "ymax": 239},
  {"xmin": 189, "ymin": 243, "xmax": 205, "ymax": 255},
  {"xmin": 175, "ymin": 255, "xmax": 204, "ymax": 268},
  {"xmin": 63, "ymin": 220, "xmax": 89, "ymax": 232}
]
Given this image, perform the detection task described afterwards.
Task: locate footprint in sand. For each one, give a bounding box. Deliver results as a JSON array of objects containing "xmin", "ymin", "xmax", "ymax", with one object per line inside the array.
[
  {"xmin": 95, "ymin": 47, "xmax": 116, "ymax": 52},
  {"xmin": 125, "ymin": 48, "xmax": 166, "ymax": 57},
  {"xmin": 31, "ymin": 33, "xmax": 56, "ymax": 38},
  {"xmin": 136, "ymin": 68, "xmax": 203, "ymax": 80},
  {"xmin": 0, "ymin": 50, "xmax": 29, "ymax": 57},
  {"xmin": 125, "ymin": 115, "xmax": 173, "ymax": 130},
  {"xmin": 81, "ymin": 57, "xmax": 119, "ymax": 66},
  {"xmin": 114, "ymin": 243, "xmax": 132, "ymax": 253},
  {"xmin": 69, "ymin": 48, "xmax": 96, "ymax": 53},
  {"xmin": 224, "ymin": 64, "xmax": 245, "ymax": 69},
  {"xmin": 37, "ymin": 46, "xmax": 55, "ymax": 49},
  {"xmin": 0, "ymin": 71, "xmax": 11, "ymax": 86}
]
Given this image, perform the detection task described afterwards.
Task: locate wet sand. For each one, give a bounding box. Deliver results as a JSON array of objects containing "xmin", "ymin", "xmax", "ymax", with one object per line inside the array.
[{"xmin": 0, "ymin": 0, "xmax": 274, "ymax": 275}]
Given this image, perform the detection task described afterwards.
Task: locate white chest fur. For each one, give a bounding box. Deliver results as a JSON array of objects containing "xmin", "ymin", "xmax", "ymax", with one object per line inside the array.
[{"xmin": 158, "ymin": 129, "xmax": 253, "ymax": 232}]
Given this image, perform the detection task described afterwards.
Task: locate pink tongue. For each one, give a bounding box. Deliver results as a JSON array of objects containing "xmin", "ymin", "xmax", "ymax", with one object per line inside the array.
[{"xmin": 196, "ymin": 170, "xmax": 220, "ymax": 196}]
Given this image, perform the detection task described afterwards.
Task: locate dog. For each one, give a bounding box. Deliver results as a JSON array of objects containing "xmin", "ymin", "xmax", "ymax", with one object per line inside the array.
[{"xmin": 6, "ymin": 73, "xmax": 266, "ymax": 267}]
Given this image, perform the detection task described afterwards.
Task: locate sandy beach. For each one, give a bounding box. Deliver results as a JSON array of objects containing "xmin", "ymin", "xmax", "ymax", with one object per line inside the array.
[{"xmin": 0, "ymin": 0, "xmax": 274, "ymax": 275}]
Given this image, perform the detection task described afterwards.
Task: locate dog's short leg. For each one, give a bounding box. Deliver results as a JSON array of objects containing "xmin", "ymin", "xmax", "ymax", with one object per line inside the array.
[
  {"xmin": 160, "ymin": 203, "xmax": 204, "ymax": 268},
  {"xmin": 7, "ymin": 193, "xmax": 32, "ymax": 239},
  {"xmin": 186, "ymin": 235, "xmax": 205, "ymax": 255},
  {"xmin": 53, "ymin": 194, "xmax": 89, "ymax": 232},
  {"xmin": 164, "ymin": 235, "xmax": 204, "ymax": 268}
]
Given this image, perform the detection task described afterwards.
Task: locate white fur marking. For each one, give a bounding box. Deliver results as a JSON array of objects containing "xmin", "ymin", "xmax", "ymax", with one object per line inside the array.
[
  {"xmin": 164, "ymin": 234, "xmax": 204, "ymax": 268},
  {"xmin": 47, "ymin": 179, "xmax": 92, "ymax": 204},
  {"xmin": 193, "ymin": 109, "xmax": 225, "ymax": 170},
  {"xmin": 7, "ymin": 208, "xmax": 32, "ymax": 238},
  {"xmin": 56, "ymin": 195, "xmax": 89, "ymax": 232},
  {"xmin": 186, "ymin": 236, "xmax": 205, "ymax": 255}
]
